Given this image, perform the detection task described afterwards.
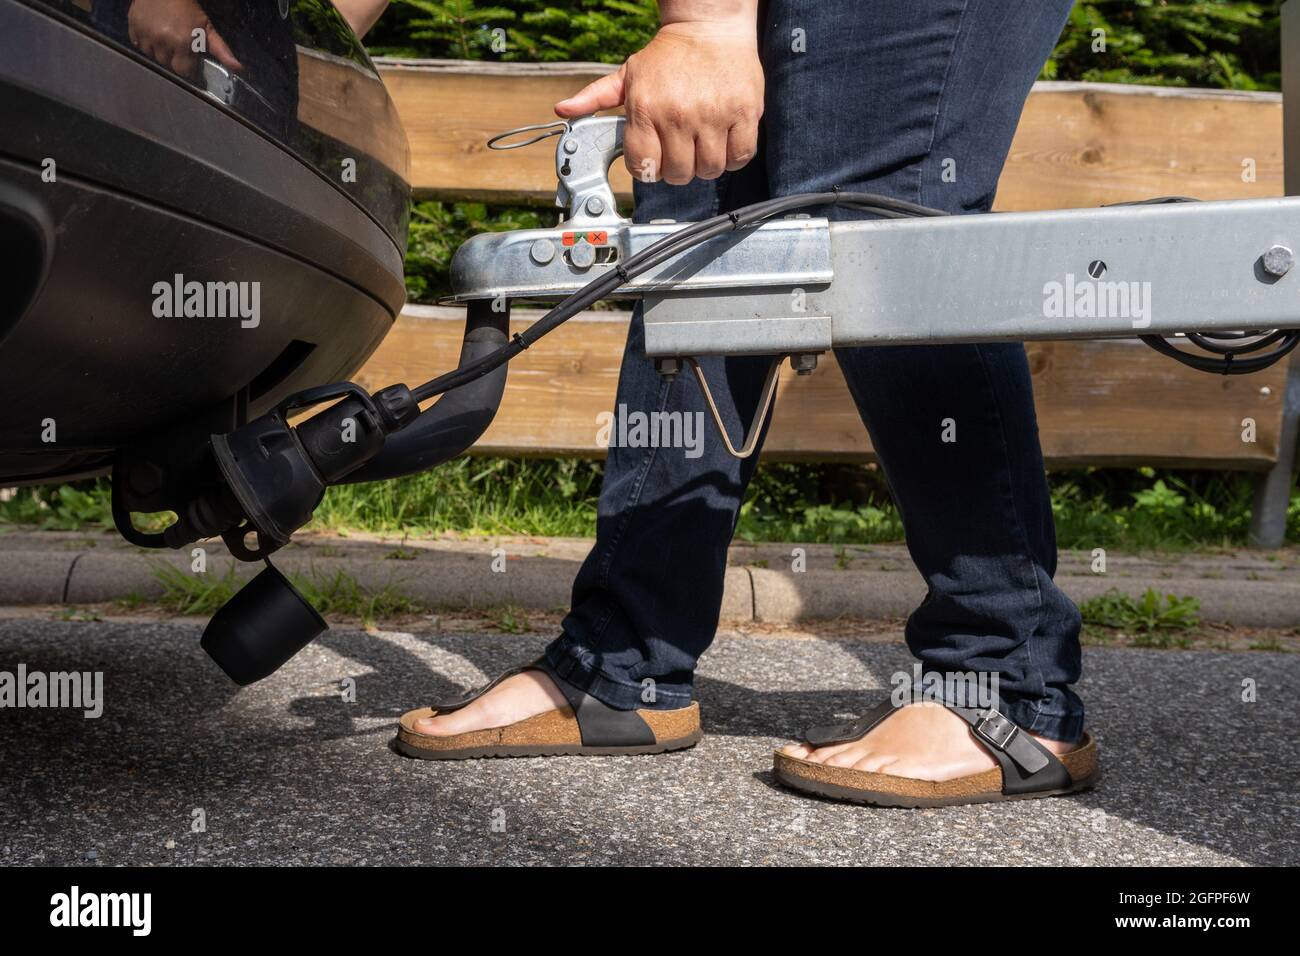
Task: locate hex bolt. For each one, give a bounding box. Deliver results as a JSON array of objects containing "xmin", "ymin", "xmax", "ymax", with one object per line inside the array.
[
  {"xmin": 530, "ymin": 239, "xmax": 555, "ymax": 265},
  {"xmin": 563, "ymin": 138, "xmax": 578, "ymax": 155},
  {"xmin": 790, "ymin": 353, "xmax": 819, "ymax": 376},
  {"xmin": 1262, "ymin": 245, "xmax": 1294, "ymax": 278},
  {"xmin": 569, "ymin": 243, "xmax": 596, "ymax": 269},
  {"xmin": 585, "ymin": 196, "xmax": 606, "ymax": 217},
  {"xmin": 654, "ymin": 356, "xmax": 682, "ymax": 379}
]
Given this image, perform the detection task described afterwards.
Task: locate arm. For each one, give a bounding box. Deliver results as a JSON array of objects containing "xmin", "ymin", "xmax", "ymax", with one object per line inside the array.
[
  {"xmin": 332, "ymin": 0, "xmax": 390, "ymax": 38},
  {"xmin": 555, "ymin": 0, "xmax": 763, "ymax": 184}
]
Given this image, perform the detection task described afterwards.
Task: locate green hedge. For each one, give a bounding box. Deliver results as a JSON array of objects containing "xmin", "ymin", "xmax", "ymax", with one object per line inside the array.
[{"xmin": 368, "ymin": 1, "xmax": 1283, "ymax": 90}]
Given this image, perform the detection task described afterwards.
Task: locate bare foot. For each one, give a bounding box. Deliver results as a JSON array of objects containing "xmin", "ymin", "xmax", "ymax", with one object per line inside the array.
[
  {"xmin": 413, "ymin": 671, "xmax": 569, "ymax": 736},
  {"xmin": 779, "ymin": 702, "xmax": 1077, "ymax": 781}
]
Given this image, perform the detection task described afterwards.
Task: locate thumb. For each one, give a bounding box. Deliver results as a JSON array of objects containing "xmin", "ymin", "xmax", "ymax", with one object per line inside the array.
[
  {"xmin": 555, "ymin": 67, "xmax": 625, "ymax": 118},
  {"xmin": 206, "ymin": 24, "xmax": 244, "ymax": 73}
]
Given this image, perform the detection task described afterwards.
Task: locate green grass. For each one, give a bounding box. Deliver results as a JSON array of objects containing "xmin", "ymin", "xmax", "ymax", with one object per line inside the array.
[
  {"xmin": 0, "ymin": 483, "xmax": 115, "ymax": 531},
  {"xmin": 311, "ymin": 457, "xmax": 603, "ymax": 536},
  {"xmin": 150, "ymin": 564, "xmax": 243, "ymax": 615},
  {"xmin": 149, "ymin": 564, "xmax": 422, "ymax": 625},
  {"xmin": 484, "ymin": 604, "xmax": 528, "ymax": 634},
  {"xmin": 1079, "ymin": 587, "xmax": 1202, "ymax": 647},
  {"xmin": 1049, "ymin": 469, "xmax": 1280, "ymax": 551},
  {"xmin": 4, "ymin": 462, "xmax": 1297, "ymax": 550}
]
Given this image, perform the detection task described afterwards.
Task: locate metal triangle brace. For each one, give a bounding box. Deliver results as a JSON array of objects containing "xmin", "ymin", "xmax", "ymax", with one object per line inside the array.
[{"xmin": 686, "ymin": 355, "xmax": 785, "ymax": 460}]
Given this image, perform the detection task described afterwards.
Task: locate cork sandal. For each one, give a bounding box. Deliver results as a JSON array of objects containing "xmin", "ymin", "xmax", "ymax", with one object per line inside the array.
[
  {"xmin": 773, "ymin": 697, "xmax": 1099, "ymax": 808},
  {"xmin": 395, "ymin": 658, "xmax": 702, "ymax": 759}
]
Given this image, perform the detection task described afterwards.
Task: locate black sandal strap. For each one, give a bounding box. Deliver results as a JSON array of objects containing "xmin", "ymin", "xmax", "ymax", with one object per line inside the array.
[
  {"xmin": 533, "ymin": 657, "xmax": 656, "ymax": 748},
  {"xmin": 430, "ymin": 657, "xmax": 657, "ymax": 748},
  {"xmin": 943, "ymin": 704, "xmax": 1072, "ymax": 795},
  {"xmin": 428, "ymin": 659, "xmax": 544, "ymax": 711},
  {"xmin": 800, "ymin": 696, "xmax": 1072, "ymax": 796},
  {"xmin": 803, "ymin": 697, "xmax": 898, "ymax": 748}
]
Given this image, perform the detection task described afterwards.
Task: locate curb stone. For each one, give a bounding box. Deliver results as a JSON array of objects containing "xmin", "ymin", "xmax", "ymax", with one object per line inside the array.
[{"xmin": 0, "ymin": 531, "xmax": 1296, "ymax": 627}]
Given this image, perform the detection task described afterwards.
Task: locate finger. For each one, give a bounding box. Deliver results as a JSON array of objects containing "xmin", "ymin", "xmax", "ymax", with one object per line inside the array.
[
  {"xmin": 206, "ymin": 25, "xmax": 245, "ymax": 72},
  {"xmin": 694, "ymin": 127, "xmax": 729, "ymax": 181},
  {"xmin": 725, "ymin": 119, "xmax": 760, "ymax": 171},
  {"xmin": 171, "ymin": 50, "xmax": 199, "ymax": 79},
  {"xmin": 555, "ymin": 67, "xmax": 625, "ymax": 118},
  {"xmin": 622, "ymin": 112, "xmax": 661, "ymax": 183},
  {"xmin": 657, "ymin": 125, "xmax": 696, "ymax": 185}
]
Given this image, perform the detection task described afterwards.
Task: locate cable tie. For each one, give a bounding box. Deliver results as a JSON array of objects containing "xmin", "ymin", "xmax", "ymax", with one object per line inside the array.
[
  {"xmin": 728, "ymin": 211, "xmax": 741, "ymax": 228},
  {"xmin": 615, "ymin": 264, "xmax": 630, "ymax": 283},
  {"xmin": 512, "ymin": 332, "xmax": 531, "ymax": 350}
]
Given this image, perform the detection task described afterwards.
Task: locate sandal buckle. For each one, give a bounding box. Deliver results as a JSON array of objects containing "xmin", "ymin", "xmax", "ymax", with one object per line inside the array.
[{"xmin": 972, "ymin": 711, "xmax": 1019, "ymax": 751}]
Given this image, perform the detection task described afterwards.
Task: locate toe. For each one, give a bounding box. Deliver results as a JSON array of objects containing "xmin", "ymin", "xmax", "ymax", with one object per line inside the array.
[
  {"xmin": 780, "ymin": 743, "xmax": 813, "ymax": 758},
  {"xmin": 824, "ymin": 746, "xmax": 866, "ymax": 768},
  {"xmin": 413, "ymin": 714, "xmax": 447, "ymax": 735},
  {"xmin": 853, "ymin": 753, "xmax": 897, "ymax": 774},
  {"xmin": 803, "ymin": 741, "xmax": 855, "ymax": 765}
]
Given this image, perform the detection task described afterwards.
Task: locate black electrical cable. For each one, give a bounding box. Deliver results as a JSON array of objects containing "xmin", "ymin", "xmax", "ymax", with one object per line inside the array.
[
  {"xmin": 1186, "ymin": 329, "xmax": 1290, "ymax": 355},
  {"xmin": 1139, "ymin": 331, "xmax": 1300, "ymax": 374}
]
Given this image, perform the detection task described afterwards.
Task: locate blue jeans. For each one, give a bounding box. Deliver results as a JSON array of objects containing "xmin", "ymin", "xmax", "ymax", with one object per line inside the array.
[{"xmin": 545, "ymin": 0, "xmax": 1085, "ymax": 742}]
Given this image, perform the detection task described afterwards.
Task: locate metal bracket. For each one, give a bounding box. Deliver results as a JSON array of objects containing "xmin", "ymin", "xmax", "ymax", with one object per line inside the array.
[{"xmin": 688, "ymin": 355, "xmax": 785, "ymax": 459}]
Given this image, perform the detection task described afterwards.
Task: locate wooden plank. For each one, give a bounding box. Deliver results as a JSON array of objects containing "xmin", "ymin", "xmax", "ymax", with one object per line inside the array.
[
  {"xmin": 1001, "ymin": 83, "xmax": 1283, "ymax": 210},
  {"xmin": 376, "ymin": 60, "xmax": 1285, "ymax": 209},
  {"xmin": 353, "ymin": 306, "xmax": 1290, "ymax": 468},
  {"xmin": 377, "ymin": 60, "xmax": 627, "ymax": 204}
]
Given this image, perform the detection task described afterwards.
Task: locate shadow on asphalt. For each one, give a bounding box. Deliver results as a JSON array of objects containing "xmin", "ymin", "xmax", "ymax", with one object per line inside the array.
[{"xmin": 0, "ymin": 620, "xmax": 1294, "ymax": 865}]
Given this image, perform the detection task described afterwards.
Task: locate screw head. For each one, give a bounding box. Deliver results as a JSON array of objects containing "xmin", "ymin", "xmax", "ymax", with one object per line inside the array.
[
  {"xmin": 529, "ymin": 239, "xmax": 555, "ymax": 265},
  {"xmin": 1263, "ymin": 245, "xmax": 1294, "ymax": 278},
  {"xmin": 569, "ymin": 242, "xmax": 596, "ymax": 269},
  {"xmin": 1088, "ymin": 260, "xmax": 1107, "ymax": 279},
  {"xmin": 563, "ymin": 138, "xmax": 578, "ymax": 154},
  {"xmin": 584, "ymin": 196, "xmax": 606, "ymax": 216},
  {"xmin": 654, "ymin": 357, "xmax": 682, "ymax": 378}
]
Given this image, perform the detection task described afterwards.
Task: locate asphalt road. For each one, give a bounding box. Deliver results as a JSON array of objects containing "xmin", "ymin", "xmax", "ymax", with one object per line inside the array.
[{"xmin": 0, "ymin": 617, "xmax": 1295, "ymax": 866}]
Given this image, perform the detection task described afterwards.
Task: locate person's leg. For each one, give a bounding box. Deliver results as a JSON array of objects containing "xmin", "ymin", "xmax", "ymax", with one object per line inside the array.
[
  {"xmin": 417, "ymin": 157, "xmax": 778, "ymax": 734},
  {"xmin": 764, "ymin": 0, "xmax": 1084, "ymax": 778},
  {"xmin": 544, "ymin": 165, "xmax": 780, "ymax": 709}
]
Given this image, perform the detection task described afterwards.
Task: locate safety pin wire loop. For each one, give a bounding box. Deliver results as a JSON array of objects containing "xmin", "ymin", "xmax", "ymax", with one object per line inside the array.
[{"xmin": 487, "ymin": 122, "xmax": 569, "ymax": 151}]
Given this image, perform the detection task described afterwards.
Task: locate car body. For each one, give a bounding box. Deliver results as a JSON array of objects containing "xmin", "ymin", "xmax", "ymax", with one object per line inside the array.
[{"xmin": 0, "ymin": 0, "xmax": 410, "ymax": 486}]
